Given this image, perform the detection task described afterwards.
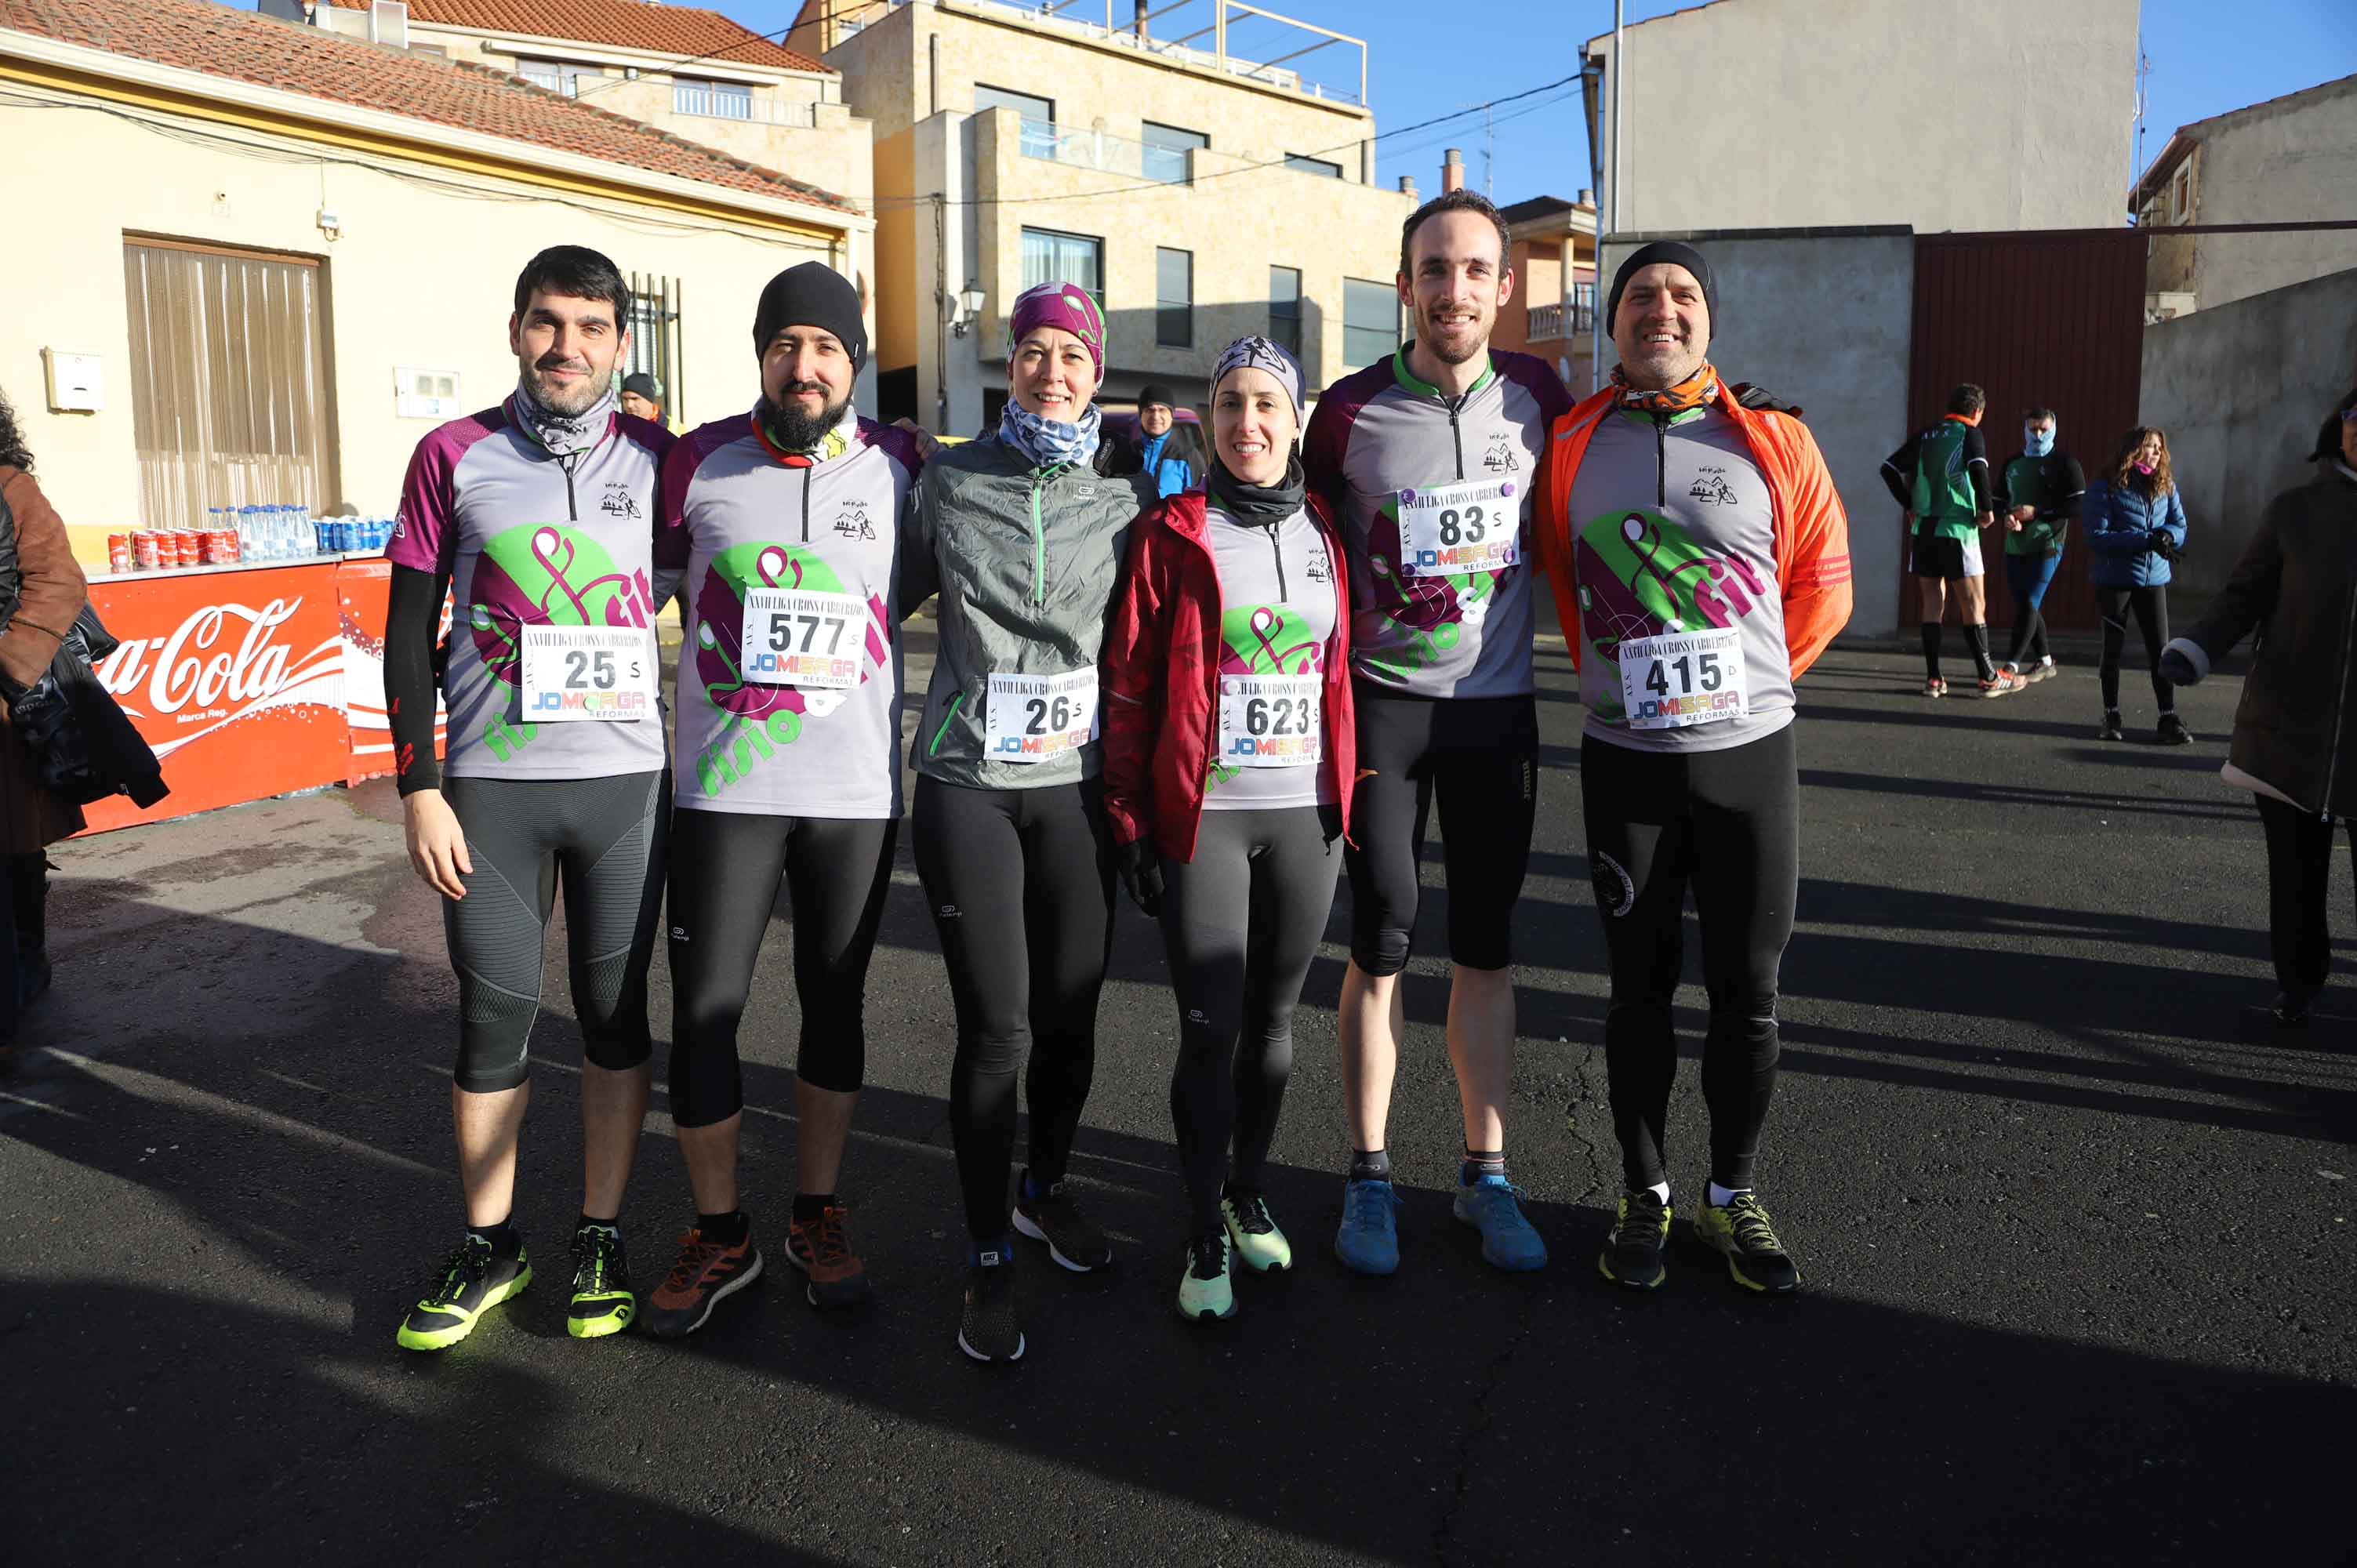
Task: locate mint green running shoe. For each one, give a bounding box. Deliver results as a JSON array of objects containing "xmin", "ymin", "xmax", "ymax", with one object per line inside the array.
[
  {"xmin": 1175, "ymin": 1233, "xmax": 1237, "ymax": 1322},
  {"xmin": 1222, "ymin": 1191, "xmax": 1293, "ymax": 1273}
]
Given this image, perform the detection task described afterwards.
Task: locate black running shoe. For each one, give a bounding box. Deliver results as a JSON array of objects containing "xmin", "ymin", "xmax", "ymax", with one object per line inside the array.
[
  {"xmin": 958, "ymin": 1243, "xmax": 1024, "ymax": 1363},
  {"xmin": 2272, "ymin": 989, "xmax": 2313, "ymax": 1026},
  {"xmin": 1012, "ymin": 1171, "xmax": 1113, "ymax": 1272},
  {"xmin": 2097, "ymin": 710, "xmax": 2125, "ymax": 742},
  {"xmin": 2158, "ymin": 713, "xmax": 2192, "ymax": 746},
  {"xmin": 398, "ymin": 1234, "xmax": 532, "ymax": 1351},
  {"xmin": 567, "ymin": 1225, "xmax": 634, "ymax": 1339},
  {"xmin": 1598, "ymin": 1188, "xmax": 1672, "ymax": 1290},
  {"xmin": 1694, "ymin": 1192, "xmax": 1802, "ymax": 1294}
]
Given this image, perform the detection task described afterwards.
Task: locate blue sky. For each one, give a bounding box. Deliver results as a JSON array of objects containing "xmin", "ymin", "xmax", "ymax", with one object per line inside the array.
[{"xmin": 710, "ymin": 0, "xmax": 2353, "ymax": 215}]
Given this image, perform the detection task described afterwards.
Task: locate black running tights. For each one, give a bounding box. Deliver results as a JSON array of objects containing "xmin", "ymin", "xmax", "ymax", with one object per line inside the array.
[
  {"xmin": 2096, "ymin": 584, "xmax": 2175, "ymax": 716},
  {"xmin": 914, "ymin": 774, "xmax": 1117, "ymax": 1240},
  {"xmin": 1580, "ymin": 726, "xmax": 1798, "ymax": 1192},
  {"xmin": 665, "ymin": 807, "xmax": 899, "ymax": 1127},
  {"xmin": 1161, "ymin": 806, "xmax": 1342, "ymax": 1236},
  {"xmin": 2256, "ymin": 795, "xmax": 2354, "ymax": 999}
]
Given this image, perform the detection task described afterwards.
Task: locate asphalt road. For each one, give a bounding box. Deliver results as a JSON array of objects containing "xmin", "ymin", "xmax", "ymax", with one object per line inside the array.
[{"xmin": 5, "ymin": 625, "xmax": 2353, "ymax": 1566}]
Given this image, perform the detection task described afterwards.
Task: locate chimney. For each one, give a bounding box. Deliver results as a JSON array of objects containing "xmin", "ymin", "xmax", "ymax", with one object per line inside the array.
[
  {"xmin": 1398, "ymin": 175, "xmax": 1418, "ymax": 201},
  {"xmin": 1442, "ymin": 148, "xmax": 1464, "ymax": 194},
  {"xmin": 1134, "ymin": 0, "xmax": 1148, "ymax": 39},
  {"xmin": 1578, "ymin": 187, "xmax": 1594, "ymax": 207}
]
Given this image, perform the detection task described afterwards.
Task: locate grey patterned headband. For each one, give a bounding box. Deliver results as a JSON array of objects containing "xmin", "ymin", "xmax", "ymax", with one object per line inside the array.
[{"xmin": 1210, "ymin": 336, "xmax": 1304, "ymax": 419}]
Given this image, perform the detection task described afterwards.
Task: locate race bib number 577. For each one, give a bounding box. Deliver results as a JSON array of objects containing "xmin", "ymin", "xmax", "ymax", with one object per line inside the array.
[
  {"xmin": 520, "ymin": 625, "xmax": 655, "ymax": 722},
  {"xmin": 739, "ymin": 587, "xmax": 865, "ymax": 689}
]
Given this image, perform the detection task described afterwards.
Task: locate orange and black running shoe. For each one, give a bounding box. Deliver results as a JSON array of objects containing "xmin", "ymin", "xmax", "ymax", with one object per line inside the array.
[
  {"xmin": 643, "ymin": 1223, "xmax": 763, "ymax": 1338},
  {"xmin": 785, "ymin": 1202, "xmax": 873, "ymax": 1309}
]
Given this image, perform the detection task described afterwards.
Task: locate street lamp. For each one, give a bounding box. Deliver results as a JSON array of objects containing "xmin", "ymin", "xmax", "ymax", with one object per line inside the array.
[{"xmin": 948, "ymin": 281, "xmax": 986, "ymax": 338}]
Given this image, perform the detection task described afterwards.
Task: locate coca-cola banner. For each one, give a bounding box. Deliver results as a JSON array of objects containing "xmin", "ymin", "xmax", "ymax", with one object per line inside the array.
[{"xmin": 82, "ymin": 564, "xmax": 350, "ymax": 832}]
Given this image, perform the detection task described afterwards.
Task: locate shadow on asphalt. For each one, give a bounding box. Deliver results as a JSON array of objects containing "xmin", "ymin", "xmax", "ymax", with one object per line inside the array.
[{"xmin": 9, "ymin": 855, "xmax": 2355, "ymax": 1566}]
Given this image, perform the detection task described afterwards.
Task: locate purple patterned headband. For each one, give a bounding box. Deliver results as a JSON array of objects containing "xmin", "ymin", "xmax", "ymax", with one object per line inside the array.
[{"xmin": 1009, "ymin": 281, "xmax": 1106, "ymax": 376}]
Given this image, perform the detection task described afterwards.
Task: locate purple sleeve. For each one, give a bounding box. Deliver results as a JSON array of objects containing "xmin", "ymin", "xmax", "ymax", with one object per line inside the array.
[
  {"xmin": 389, "ymin": 421, "xmax": 475, "ymax": 575},
  {"xmin": 1303, "ymin": 362, "xmax": 1383, "ymax": 517},
  {"xmin": 858, "ymin": 417, "xmax": 928, "ymax": 483},
  {"xmin": 1498, "ymin": 350, "xmax": 1575, "ymax": 425}
]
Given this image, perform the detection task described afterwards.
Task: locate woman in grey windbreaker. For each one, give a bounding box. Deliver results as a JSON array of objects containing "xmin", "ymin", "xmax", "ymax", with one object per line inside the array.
[{"xmin": 902, "ymin": 281, "xmax": 1155, "ymax": 1363}]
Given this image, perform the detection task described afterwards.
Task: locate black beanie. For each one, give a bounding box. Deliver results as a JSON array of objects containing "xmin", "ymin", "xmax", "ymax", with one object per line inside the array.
[
  {"xmin": 752, "ymin": 261, "xmax": 867, "ymax": 372},
  {"xmin": 1139, "ymin": 383, "xmax": 1175, "ymax": 410},
  {"xmin": 1604, "ymin": 241, "xmax": 1719, "ymax": 339},
  {"xmin": 2313, "ymin": 383, "xmax": 2357, "ymax": 463}
]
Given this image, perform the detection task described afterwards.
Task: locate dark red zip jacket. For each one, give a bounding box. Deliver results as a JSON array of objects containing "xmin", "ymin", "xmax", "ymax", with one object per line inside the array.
[{"xmin": 1102, "ymin": 488, "xmax": 1354, "ymax": 862}]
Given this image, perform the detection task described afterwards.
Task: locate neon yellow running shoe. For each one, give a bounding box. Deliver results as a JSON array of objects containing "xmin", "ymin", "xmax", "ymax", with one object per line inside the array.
[
  {"xmin": 397, "ymin": 1235, "xmax": 532, "ymax": 1351},
  {"xmin": 1694, "ymin": 1191, "xmax": 1801, "ymax": 1294},
  {"xmin": 566, "ymin": 1224, "xmax": 634, "ymax": 1339},
  {"xmin": 1175, "ymin": 1233, "xmax": 1237, "ymax": 1323},
  {"xmin": 1221, "ymin": 1191, "xmax": 1293, "ymax": 1273}
]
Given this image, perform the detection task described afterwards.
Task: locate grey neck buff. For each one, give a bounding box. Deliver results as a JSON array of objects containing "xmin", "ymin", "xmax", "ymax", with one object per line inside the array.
[{"xmin": 507, "ymin": 375, "xmax": 617, "ymax": 457}]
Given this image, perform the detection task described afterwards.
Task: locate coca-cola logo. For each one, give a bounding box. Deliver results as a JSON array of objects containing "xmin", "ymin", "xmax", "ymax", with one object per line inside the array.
[{"xmin": 93, "ymin": 597, "xmax": 343, "ymax": 756}]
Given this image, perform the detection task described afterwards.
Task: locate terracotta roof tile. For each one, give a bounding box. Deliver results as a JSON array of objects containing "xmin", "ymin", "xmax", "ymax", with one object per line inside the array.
[
  {"xmin": 0, "ymin": 0, "xmax": 855, "ymax": 213},
  {"xmin": 322, "ymin": 0, "xmax": 825, "ymax": 74}
]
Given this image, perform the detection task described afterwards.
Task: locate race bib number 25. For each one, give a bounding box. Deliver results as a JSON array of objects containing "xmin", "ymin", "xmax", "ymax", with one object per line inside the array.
[
  {"xmin": 519, "ymin": 625, "xmax": 655, "ymax": 723},
  {"xmin": 1616, "ymin": 626, "xmax": 1747, "ymax": 731},
  {"xmin": 1400, "ymin": 477, "xmax": 1520, "ymax": 577}
]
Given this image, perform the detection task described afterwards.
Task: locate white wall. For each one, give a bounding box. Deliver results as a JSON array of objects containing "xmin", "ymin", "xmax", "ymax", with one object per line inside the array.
[
  {"xmin": 2141, "ymin": 267, "xmax": 2357, "ymax": 602},
  {"xmin": 2186, "ymin": 82, "xmax": 2357, "ymax": 312},
  {"xmin": 1599, "ymin": 230, "xmax": 1916, "ymax": 638},
  {"xmin": 0, "ymin": 83, "xmax": 846, "ymax": 546},
  {"xmin": 1595, "ymin": 0, "xmax": 2137, "ymax": 235}
]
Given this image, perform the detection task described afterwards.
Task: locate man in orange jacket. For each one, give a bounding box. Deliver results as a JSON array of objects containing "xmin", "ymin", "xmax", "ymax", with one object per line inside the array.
[{"xmin": 1534, "ymin": 241, "xmax": 1851, "ymax": 1297}]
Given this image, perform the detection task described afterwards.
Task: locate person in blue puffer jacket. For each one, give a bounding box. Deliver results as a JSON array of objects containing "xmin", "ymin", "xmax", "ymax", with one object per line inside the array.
[{"xmin": 2084, "ymin": 425, "xmax": 2191, "ymax": 744}]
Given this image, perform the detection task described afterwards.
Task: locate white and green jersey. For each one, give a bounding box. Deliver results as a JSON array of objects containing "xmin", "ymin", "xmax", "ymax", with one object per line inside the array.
[{"xmin": 1303, "ymin": 346, "xmax": 1572, "ymax": 699}]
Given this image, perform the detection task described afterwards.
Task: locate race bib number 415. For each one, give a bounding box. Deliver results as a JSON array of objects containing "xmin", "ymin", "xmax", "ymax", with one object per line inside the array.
[
  {"xmin": 1400, "ymin": 478, "xmax": 1520, "ymax": 577},
  {"xmin": 985, "ymin": 670, "xmax": 1098, "ymax": 762},
  {"xmin": 740, "ymin": 587, "xmax": 865, "ymax": 689},
  {"xmin": 520, "ymin": 625, "xmax": 655, "ymax": 722},
  {"xmin": 1616, "ymin": 626, "xmax": 1747, "ymax": 731}
]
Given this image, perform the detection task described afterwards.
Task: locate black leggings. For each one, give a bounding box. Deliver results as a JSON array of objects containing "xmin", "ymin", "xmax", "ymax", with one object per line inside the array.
[
  {"xmin": 1345, "ymin": 687, "xmax": 1538, "ymax": 975},
  {"xmin": 1580, "ymin": 726, "xmax": 1798, "ymax": 1192},
  {"xmin": 2097, "ymin": 584, "xmax": 2175, "ymax": 715},
  {"xmin": 914, "ymin": 773, "xmax": 1117, "ymax": 1240},
  {"xmin": 441, "ymin": 770, "xmax": 668, "ymax": 1094},
  {"xmin": 2256, "ymin": 795, "xmax": 2354, "ymax": 999},
  {"xmin": 664, "ymin": 808, "xmax": 899, "ymax": 1127},
  {"xmin": 1160, "ymin": 806, "xmax": 1343, "ymax": 1236}
]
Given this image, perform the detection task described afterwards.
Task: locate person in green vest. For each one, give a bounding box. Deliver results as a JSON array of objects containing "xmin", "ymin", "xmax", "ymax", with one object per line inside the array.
[
  {"xmin": 1883, "ymin": 383, "xmax": 2018, "ymax": 697},
  {"xmin": 1996, "ymin": 405, "xmax": 2084, "ymax": 684}
]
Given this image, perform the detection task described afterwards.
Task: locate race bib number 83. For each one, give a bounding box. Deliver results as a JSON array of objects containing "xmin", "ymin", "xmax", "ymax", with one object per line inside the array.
[
  {"xmin": 1400, "ymin": 478, "xmax": 1520, "ymax": 577},
  {"xmin": 1616, "ymin": 626, "xmax": 1747, "ymax": 731},
  {"xmin": 519, "ymin": 625, "xmax": 655, "ymax": 723},
  {"xmin": 986, "ymin": 670, "xmax": 1098, "ymax": 762}
]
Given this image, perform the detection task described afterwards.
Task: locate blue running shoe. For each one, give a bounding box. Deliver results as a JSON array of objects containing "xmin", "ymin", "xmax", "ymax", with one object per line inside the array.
[
  {"xmin": 1454, "ymin": 1174, "xmax": 1549, "ymax": 1271},
  {"xmin": 1334, "ymin": 1178, "xmax": 1401, "ymax": 1276}
]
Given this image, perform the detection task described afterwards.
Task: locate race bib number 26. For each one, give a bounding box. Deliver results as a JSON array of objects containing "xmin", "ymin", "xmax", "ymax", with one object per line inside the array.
[
  {"xmin": 985, "ymin": 670, "xmax": 1098, "ymax": 762},
  {"xmin": 1400, "ymin": 477, "xmax": 1520, "ymax": 577},
  {"xmin": 1616, "ymin": 626, "xmax": 1748, "ymax": 731},
  {"xmin": 519, "ymin": 625, "xmax": 655, "ymax": 723}
]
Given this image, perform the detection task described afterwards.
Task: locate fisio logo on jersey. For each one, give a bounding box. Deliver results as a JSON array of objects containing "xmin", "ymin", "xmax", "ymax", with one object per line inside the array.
[
  {"xmin": 745, "ymin": 649, "xmax": 858, "ymax": 684},
  {"xmin": 532, "ymin": 688, "xmax": 652, "ymax": 717}
]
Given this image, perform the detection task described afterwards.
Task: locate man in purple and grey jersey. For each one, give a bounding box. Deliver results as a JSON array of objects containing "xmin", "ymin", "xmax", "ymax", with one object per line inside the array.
[
  {"xmin": 1302, "ymin": 188, "xmax": 1573, "ymax": 1278},
  {"xmin": 384, "ymin": 245, "xmax": 674, "ymax": 1351}
]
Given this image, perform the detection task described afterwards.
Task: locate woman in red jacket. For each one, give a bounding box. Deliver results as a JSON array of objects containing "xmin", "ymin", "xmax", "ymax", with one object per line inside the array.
[{"xmin": 1102, "ymin": 336, "xmax": 1354, "ymax": 1323}]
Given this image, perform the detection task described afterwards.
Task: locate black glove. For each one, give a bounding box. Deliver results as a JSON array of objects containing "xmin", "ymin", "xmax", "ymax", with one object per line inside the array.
[
  {"xmin": 1115, "ymin": 838, "xmax": 1164, "ymax": 918},
  {"xmin": 2159, "ymin": 647, "xmax": 2200, "ymax": 687},
  {"xmin": 2147, "ymin": 529, "xmax": 2182, "ymax": 564}
]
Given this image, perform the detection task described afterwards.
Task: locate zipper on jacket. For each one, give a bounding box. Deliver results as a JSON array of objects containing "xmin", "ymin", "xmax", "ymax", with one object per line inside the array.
[
  {"xmin": 1652, "ymin": 416, "xmax": 1669, "ymax": 507},
  {"xmin": 1266, "ymin": 522, "xmax": 1288, "ymax": 601},
  {"xmin": 801, "ymin": 466, "xmax": 813, "ymax": 543},
  {"xmin": 928, "ymin": 692, "xmax": 964, "ymax": 757},
  {"xmin": 1446, "ymin": 397, "xmax": 1467, "ymax": 481},
  {"xmin": 1028, "ymin": 466, "xmax": 1057, "ymax": 608},
  {"xmin": 558, "ymin": 451, "xmax": 582, "ymax": 521}
]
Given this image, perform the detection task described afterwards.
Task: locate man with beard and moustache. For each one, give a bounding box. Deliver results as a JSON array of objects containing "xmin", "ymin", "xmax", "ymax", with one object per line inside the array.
[
  {"xmin": 1533, "ymin": 241, "xmax": 1852, "ymax": 1296},
  {"xmin": 386, "ymin": 245, "xmax": 676, "ymax": 1350},
  {"xmin": 642, "ymin": 261, "xmax": 925, "ymax": 1336},
  {"xmin": 1302, "ymin": 189, "xmax": 1572, "ymax": 1279}
]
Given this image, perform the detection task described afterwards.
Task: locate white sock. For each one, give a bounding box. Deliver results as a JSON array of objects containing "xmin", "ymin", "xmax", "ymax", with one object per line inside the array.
[
  {"xmin": 2039, "ymin": 655, "xmax": 2055, "ymax": 668},
  {"xmin": 1646, "ymin": 1181, "xmax": 1669, "ymax": 1203},
  {"xmin": 1708, "ymin": 1181, "xmax": 1748, "ymax": 1207}
]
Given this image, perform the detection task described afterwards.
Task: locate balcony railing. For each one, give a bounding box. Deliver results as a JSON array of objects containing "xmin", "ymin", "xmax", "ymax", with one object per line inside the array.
[
  {"xmin": 1526, "ymin": 303, "xmax": 1596, "ymax": 342},
  {"xmin": 671, "ymin": 84, "xmax": 819, "ymax": 128},
  {"xmin": 1011, "ymin": 117, "xmax": 1160, "ymax": 180}
]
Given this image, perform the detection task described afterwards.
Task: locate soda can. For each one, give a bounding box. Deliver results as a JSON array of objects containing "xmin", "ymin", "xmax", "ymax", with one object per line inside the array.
[
  {"xmin": 107, "ymin": 534, "xmax": 131, "ymax": 573},
  {"xmin": 332, "ymin": 520, "xmax": 354, "ymax": 553},
  {"xmin": 175, "ymin": 529, "xmax": 203, "ymax": 568},
  {"xmin": 216, "ymin": 528, "xmax": 241, "ymax": 564}
]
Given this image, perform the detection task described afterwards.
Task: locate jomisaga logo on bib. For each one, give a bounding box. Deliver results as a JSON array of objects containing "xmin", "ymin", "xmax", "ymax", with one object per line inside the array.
[
  {"xmin": 692, "ymin": 541, "xmax": 887, "ymax": 797},
  {"xmin": 466, "ymin": 524, "xmax": 656, "ymax": 760},
  {"xmin": 1573, "ymin": 509, "xmax": 1766, "ymax": 724}
]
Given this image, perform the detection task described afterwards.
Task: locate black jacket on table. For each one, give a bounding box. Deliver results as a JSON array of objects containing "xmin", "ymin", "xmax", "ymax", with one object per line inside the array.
[{"xmin": 2171, "ymin": 463, "xmax": 2357, "ymax": 814}]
